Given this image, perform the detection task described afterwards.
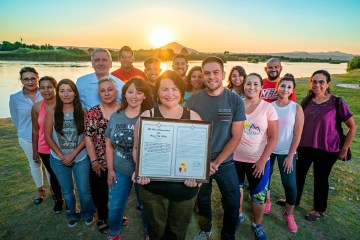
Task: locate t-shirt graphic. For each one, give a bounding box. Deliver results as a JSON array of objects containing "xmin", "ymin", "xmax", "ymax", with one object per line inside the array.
[
  {"xmin": 57, "ymin": 119, "xmax": 79, "ymax": 149},
  {"xmin": 243, "ymin": 120, "xmax": 261, "ymax": 136},
  {"xmin": 113, "ymin": 123, "xmax": 134, "ymax": 160},
  {"xmin": 261, "ymin": 88, "xmax": 278, "ymax": 101},
  {"xmin": 218, "ymin": 108, "xmax": 232, "ymax": 121}
]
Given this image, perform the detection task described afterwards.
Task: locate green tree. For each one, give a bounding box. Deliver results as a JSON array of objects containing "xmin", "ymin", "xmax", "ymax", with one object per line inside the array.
[
  {"xmin": 1, "ymin": 41, "xmax": 15, "ymax": 51},
  {"xmin": 347, "ymin": 56, "xmax": 360, "ymax": 72}
]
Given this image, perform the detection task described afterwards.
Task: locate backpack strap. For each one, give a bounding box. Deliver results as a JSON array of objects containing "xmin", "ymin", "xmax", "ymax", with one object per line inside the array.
[{"xmin": 335, "ymin": 97, "xmax": 344, "ymax": 135}]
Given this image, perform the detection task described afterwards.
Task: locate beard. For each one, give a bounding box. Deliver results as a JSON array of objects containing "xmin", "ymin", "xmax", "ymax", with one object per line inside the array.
[{"xmin": 268, "ymin": 71, "xmax": 280, "ymax": 81}]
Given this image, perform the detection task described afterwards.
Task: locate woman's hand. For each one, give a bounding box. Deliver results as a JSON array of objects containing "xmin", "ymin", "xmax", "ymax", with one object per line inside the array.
[
  {"xmin": 132, "ymin": 172, "xmax": 151, "ymax": 185},
  {"xmin": 338, "ymin": 147, "xmax": 349, "ymax": 161},
  {"xmin": 283, "ymin": 155, "xmax": 294, "ymax": 174},
  {"xmin": 107, "ymin": 169, "xmax": 117, "ymax": 189},
  {"xmin": 91, "ymin": 160, "xmax": 105, "ymax": 176},
  {"xmin": 184, "ymin": 179, "xmax": 202, "ymax": 188},
  {"xmin": 61, "ymin": 153, "xmax": 75, "ymax": 166},
  {"xmin": 252, "ymin": 160, "xmax": 266, "ymax": 178},
  {"xmin": 33, "ymin": 150, "xmax": 41, "ymax": 163}
]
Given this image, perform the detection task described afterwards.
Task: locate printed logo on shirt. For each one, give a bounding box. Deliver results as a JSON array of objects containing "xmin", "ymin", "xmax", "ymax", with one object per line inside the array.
[
  {"xmin": 218, "ymin": 108, "xmax": 232, "ymax": 121},
  {"xmin": 243, "ymin": 120, "xmax": 260, "ymax": 136},
  {"xmin": 261, "ymin": 88, "xmax": 278, "ymax": 100},
  {"xmin": 113, "ymin": 124, "xmax": 134, "ymax": 159},
  {"xmin": 57, "ymin": 119, "xmax": 79, "ymax": 149}
]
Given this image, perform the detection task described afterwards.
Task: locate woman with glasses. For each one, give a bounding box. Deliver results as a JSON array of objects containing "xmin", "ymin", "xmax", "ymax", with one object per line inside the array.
[
  {"xmin": 296, "ymin": 70, "xmax": 356, "ymax": 221},
  {"xmin": 9, "ymin": 67, "xmax": 49, "ymax": 205}
]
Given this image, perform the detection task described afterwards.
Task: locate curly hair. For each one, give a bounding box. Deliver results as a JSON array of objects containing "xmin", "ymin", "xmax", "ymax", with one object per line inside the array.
[{"xmin": 54, "ymin": 79, "xmax": 84, "ymax": 135}]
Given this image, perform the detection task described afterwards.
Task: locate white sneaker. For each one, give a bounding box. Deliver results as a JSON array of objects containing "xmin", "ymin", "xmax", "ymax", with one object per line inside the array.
[{"xmin": 193, "ymin": 230, "xmax": 211, "ymax": 240}]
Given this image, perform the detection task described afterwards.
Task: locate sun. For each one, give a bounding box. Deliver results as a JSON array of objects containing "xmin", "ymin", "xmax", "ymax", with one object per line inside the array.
[{"xmin": 150, "ymin": 28, "xmax": 175, "ymax": 48}]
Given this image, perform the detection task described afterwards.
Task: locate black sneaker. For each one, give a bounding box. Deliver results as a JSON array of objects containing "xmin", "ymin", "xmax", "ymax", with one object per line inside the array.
[
  {"xmin": 68, "ymin": 219, "xmax": 78, "ymax": 228},
  {"xmin": 53, "ymin": 200, "xmax": 63, "ymax": 214},
  {"xmin": 85, "ymin": 217, "xmax": 94, "ymax": 226}
]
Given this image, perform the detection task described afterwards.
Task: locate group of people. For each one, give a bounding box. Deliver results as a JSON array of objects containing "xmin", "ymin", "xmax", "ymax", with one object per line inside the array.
[{"xmin": 9, "ymin": 45, "xmax": 356, "ymax": 240}]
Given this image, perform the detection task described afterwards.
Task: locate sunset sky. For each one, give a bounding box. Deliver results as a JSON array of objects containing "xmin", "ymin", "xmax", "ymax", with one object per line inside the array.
[{"xmin": 1, "ymin": 0, "xmax": 359, "ymax": 54}]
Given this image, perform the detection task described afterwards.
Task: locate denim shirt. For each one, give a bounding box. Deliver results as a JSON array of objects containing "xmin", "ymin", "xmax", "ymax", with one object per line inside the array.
[
  {"xmin": 9, "ymin": 88, "xmax": 43, "ymax": 142},
  {"xmin": 76, "ymin": 73, "xmax": 124, "ymax": 111}
]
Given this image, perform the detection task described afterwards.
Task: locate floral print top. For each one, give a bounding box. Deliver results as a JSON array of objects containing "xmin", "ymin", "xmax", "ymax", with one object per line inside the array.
[{"xmin": 85, "ymin": 105, "xmax": 109, "ymax": 168}]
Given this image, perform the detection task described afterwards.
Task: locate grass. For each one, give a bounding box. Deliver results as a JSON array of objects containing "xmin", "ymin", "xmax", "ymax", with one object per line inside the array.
[{"xmin": 0, "ymin": 70, "xmax": 359, "ymax": 239}]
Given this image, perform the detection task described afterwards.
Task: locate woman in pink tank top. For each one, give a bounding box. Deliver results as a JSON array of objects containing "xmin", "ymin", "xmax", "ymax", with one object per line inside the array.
[{"xmin": 32, "ymin": 76, "xmax": 65, "ymax": 213}]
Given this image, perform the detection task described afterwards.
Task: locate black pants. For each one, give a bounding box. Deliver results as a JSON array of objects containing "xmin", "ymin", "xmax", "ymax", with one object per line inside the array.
[
  {"xmin": 296, "ymin": 147, "xmax": 338, "ymax": 212},
  {"xmin": 89, "ymin": 168, "xmax": 108, "ymax": 221},
  {"xmin": 38, "ymin": 153, "xmax": 62, "ymax": 200}
]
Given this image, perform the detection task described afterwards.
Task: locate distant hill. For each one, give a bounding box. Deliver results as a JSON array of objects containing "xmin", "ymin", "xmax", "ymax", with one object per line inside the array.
[
  {"xmin": 158, "ymin": 42, "xmax": 199, "ymax": 54},
  {"xmin": 262, "ymin": 51, "xmax": 354, "ymax": 61}
]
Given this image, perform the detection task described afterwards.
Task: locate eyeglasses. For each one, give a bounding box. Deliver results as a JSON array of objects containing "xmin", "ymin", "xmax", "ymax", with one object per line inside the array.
[
  {"xmin": 311, "ymin": 80, "xmax": 326, "ymax": 85},
  {"xmin": 21, "ymin": 77, "xmax": 38, "ymax": 83}
]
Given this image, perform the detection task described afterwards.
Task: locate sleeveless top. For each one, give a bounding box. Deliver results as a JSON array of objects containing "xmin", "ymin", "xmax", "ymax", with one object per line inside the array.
[
  {"xmin": 143, "ymin": 106, "xmax": 199, "ymax": 201},
  {"xmin": 271, "ymin": 101, "xmax": 297, "ymax": 154},
  {"xmin": 50, "ymin": 112, "xmax": 87, "ymax": 163},
  {"xmin": 38, "ymin": 100, "xmax": 50, "ymax": 154}
]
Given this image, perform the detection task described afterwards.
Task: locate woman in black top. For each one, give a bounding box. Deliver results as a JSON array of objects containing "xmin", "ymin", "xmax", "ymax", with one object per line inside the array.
[{"xmin": 133, "ymin": 70, "xmax": 202, "ymax": 240}]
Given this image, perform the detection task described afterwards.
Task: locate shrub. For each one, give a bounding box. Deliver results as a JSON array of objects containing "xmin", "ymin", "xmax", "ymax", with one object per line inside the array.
[{"xmin": 347, "ymin": 56, "xmax": 360, "ymax": 72}]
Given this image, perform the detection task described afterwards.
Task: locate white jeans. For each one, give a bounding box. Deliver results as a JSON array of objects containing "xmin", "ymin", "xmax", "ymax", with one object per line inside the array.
[{"xmin": 18, "ymin": 138, "xmax": 50, "ymax": 188}]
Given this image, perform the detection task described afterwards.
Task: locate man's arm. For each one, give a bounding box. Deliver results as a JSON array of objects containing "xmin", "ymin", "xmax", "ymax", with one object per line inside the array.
[{"xmin": 210, "ymin": 121, "xmax": 244, "ymax": 175}]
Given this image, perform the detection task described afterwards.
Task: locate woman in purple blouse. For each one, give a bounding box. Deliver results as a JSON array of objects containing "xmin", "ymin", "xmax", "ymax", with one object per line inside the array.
[{"xmin": 296, "ymin": 70, "xmax": 356, "ymax": 221}]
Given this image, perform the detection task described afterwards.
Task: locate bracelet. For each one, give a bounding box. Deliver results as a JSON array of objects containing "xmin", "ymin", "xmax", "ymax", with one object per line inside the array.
[{"xmin": 90, "ymin": 159, "xmax": 98, "ymax": 164}]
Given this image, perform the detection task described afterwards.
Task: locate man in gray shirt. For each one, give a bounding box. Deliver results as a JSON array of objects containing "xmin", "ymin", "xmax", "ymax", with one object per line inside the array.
[{"xmin": 186, "ymin": 57, "xmax": 245, "ymax": 240}]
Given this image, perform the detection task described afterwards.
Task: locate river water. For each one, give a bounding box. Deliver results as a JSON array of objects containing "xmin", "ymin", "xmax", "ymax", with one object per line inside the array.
[{"xmin": 0, "ymin": 60, "xmax": 347, "ymax": 118}]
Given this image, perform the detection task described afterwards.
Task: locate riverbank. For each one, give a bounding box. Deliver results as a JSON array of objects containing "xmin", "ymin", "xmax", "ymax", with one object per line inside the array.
[
  {"xmin": 0, "ymin": 70, "xmax": 359, "ymax": 239},
  {"xmin": 0, "ymin": 48, "xmax": 348, "ymax": 64}
]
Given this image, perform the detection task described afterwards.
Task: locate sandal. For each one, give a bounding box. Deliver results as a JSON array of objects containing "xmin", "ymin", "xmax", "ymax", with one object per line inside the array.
[
  {"xmin": 305, "ymin": 211, "xmax": 325, "ymax": 221},
  {"xmin": 122, "ymin": 216, "xmax": 128, "ymax": 226},
  {"xmin": 97, "ymin": 220, "xmax": 109, "ymax": 235},
  {"xmin": 34, "ymin": 189, "xmax": 45, "ymax": 205}
]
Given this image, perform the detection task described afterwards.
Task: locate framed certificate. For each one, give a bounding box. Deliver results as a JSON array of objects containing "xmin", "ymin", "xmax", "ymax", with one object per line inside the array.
[{"xmin": 136, "ymin": 117, "xmax": 212, "ymax": 183}]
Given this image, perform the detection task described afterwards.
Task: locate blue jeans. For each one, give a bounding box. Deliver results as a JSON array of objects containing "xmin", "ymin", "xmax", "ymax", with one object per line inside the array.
[
  {"xmin": 197, "ymin": 161, "xmax": 240, "ymax": 240},
  {"xmin": 108, "ymin": 172, "xmax": 133, "ymax": 236},
  {"xmin": 50, "ymin": 155, "xmax": 95, "ymax": 221}
]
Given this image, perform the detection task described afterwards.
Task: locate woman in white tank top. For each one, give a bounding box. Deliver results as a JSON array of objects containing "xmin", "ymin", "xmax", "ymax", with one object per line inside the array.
[{"xmin": 266, "ymin": 74, "xmax": 304, "ymax": 233}]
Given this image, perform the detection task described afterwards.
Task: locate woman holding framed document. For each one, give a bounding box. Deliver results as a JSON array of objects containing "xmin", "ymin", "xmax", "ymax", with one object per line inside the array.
[{"xmin": 133, "ymin": 70, "xmax": 202, "ymax": 240}]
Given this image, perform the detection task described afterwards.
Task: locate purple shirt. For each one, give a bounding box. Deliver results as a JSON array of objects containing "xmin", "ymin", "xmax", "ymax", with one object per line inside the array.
[{"xmin": 299, "ymin": 96, "xmax": 352, "ymax": 152}]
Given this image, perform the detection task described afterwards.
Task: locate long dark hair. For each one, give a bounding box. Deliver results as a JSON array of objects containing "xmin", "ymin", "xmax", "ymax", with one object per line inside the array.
[
  {"xmin": 186, "ymin": 66, "xmax": 205, "ymax": 91},
  {"xmin": 119, "ymin": 78, "xmax": 154, "ymax": 113},
  {"xmin": 300, "ymin": 70, "xmax": 331, "ymax": 109},
  {"xmin": 227, "ymin": 66, "xmax": 247, "ymax": 91},
  {"xmin": 54, "ymin": 79, "xmax": 84, "ymax": 135}
]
